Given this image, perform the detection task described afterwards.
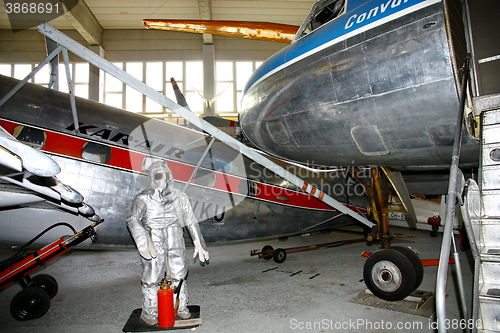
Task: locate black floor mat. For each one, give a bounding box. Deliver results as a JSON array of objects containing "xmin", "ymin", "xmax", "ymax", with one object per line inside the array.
[{"xmin": 123, "ymin": 305, "xmax": 201, "ymax": 332}]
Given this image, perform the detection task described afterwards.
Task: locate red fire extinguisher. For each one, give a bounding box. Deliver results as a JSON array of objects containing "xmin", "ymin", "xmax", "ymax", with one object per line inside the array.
[{"xmin": 158, "ymin": 278, "xmax": 175, "ymax": 327}]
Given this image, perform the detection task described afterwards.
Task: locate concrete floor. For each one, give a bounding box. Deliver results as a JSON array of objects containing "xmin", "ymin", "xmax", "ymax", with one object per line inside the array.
[{"xmin": 0, "ymin": 225, "xmax": 474, "ymax": 333}]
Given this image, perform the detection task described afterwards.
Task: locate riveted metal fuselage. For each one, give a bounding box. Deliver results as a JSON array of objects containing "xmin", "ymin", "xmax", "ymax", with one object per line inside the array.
[{"xmin": 240, "ymin": 0, "xmax": 478, "ymax": 169}]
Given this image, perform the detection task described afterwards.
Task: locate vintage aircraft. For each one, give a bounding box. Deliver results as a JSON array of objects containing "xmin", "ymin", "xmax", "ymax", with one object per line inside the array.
[
  {"xmin": 0, "ymin": 73, "xmax": 370, "ymax": 247},
  {"xmin": 237, "ymin": 0, "xmax": 481, "ymax": 303},
  {"xmin": 238, "ymin": 0, "xmax": 479, "ymax": 169}
]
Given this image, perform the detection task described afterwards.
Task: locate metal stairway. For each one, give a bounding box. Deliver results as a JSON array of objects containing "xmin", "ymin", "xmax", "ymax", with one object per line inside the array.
[
  {"xmin": 436, "ymin": 0, "xmax": 500, "ymax": 330},
  {"xmin": 463, "ymin": 94, "xmax": 500, "ymax": 332}
]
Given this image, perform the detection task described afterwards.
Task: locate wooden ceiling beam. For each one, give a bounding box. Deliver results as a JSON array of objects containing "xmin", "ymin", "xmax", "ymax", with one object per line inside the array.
[{"xmin": 62, "ymin": 0, "xmax": 103, "ymax": 45}]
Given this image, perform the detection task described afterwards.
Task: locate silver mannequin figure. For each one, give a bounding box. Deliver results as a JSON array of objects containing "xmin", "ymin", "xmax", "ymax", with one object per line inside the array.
[{"xmin": 127, "ymin": 160, "xmax": 209, "ymax": 326}]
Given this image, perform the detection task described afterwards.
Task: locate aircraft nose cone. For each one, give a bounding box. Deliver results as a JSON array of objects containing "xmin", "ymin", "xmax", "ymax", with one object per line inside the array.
[
  {"xmin": 25, "ymin": 157, "xmax": 61, "ymax": 177},
  {"xmin": 78, "ymin": 202, "xmax": 95, "ymax": 216},
  {"xmin": 43, "ymin": 177, "xmax": 84, "ymax": 204}
]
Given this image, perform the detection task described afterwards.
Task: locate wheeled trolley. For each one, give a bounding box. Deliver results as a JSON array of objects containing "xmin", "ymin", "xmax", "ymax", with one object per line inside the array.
[
  {"xmin": 0, "ymin": 221, "xmax": 102, "ymax": 320},
  {"xmin": 251, "ymin": 238, "xmax": 367, "ymax": 263}
]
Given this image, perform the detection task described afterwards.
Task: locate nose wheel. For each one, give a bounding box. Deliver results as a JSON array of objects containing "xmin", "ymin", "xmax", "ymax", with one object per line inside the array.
[{"xmin": 363, "ymin": 248, "xmax": 420, "ymax": 301}]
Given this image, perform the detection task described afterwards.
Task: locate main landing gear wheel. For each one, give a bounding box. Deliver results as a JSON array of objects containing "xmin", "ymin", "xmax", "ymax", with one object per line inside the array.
[
  {"xmin": 363, "ymin": 249, "xmax": 417, "ymax": 301},
  {"xmin": 391, "ymin": 246, "xmax": 423, "ymax": 292},
  {"xmin": 32, "ymin": 274, "xmax": 58, "ymax": 299},
  {"xmin": 260, "ymin": 245, "xmax": 274, "ymax": 260},
  {"xmin": 273, "ymin": 248, "xmax": 287, "ymax": 263},
  {"xmin": 10, "ymin": 287, "xmax": 51, "ymax": 321}
]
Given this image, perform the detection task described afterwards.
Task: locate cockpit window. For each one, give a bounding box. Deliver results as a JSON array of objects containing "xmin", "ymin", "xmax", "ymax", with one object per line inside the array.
[{"xmin": 296, "ymin": 0, "xmax": 346, "ymax": 40}]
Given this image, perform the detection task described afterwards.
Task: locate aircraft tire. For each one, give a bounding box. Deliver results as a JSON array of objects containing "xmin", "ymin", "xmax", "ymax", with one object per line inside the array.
[
  {"xmin": 273, "ymin": 248, "xmax": 287, "ymax": 263},
  {"xmin": 32, "ymin": 274, "xmax": 59, "ymax": 299},
  {"xmin": 261, "ymin": 245, "xmax": 274, "ymax": 260},
  {"xmin": 391, "ymin": 246, "xmax": 423, "ymax": 291},
  {"xmin": 10, "ymin": 287, "xmax": 50, "ymax": 321},
  {"xmin": 363, "ymin": 249, "xmax": 416, "ymax": 301}
]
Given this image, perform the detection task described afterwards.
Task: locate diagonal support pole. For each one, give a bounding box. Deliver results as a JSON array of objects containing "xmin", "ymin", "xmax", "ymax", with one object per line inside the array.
[
  {"xmin": 61, "ymin": 48, "xmax": 80, "ymax": 133},
  {"xmin": 0, "ymin": 45, "xmax": 63, "ymax": 107},
  {"xmin": 183, "ymin": 136, "xmax": 217, "ymax": 193}
]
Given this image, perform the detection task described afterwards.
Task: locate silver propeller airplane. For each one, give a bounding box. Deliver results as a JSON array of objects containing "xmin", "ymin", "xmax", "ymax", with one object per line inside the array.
[{"xmin": 0, "ymin": 74, "xmax": 369, "ymax": 247}]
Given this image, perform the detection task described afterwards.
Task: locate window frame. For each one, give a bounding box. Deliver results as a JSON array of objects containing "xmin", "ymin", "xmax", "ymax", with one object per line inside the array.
[
  {"xmin": 13, "ymin": 125, "xmax": 47, "ymax": 149},
  {"xmin": 81, "ymin": 141, "xmax": 112, "ymax": 164},
  {"xmin": 295, "ymin": 0, "xmax": 347, "ymax": 41}
]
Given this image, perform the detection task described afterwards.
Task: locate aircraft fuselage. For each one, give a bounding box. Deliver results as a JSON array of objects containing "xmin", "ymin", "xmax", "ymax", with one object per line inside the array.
[{"xmin": 240, "ymin": 0, "xmax": 479, "ymax": 169}]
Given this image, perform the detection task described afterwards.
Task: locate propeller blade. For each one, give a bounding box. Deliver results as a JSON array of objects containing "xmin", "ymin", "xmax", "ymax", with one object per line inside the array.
[{"xmin": 170, "ymin": 77, "xmax": 191, "ymax": 111}]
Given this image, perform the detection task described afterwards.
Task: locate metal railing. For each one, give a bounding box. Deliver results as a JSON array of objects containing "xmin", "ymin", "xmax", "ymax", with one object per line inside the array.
[{"xmin": 435, "ymin": 55, "xmax": 471, "ymax": 333}]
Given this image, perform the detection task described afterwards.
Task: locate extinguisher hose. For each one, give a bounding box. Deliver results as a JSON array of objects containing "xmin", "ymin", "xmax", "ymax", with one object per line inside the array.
[{"xmin": 174, "ymin": 279, "xmax": 184, "ymax": 313}]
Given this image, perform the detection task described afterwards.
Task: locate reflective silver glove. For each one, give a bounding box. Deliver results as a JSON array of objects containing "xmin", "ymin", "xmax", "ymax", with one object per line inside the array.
[
  {"xmin": 139, "ymin": 233, "xmax": 157, "ymax": 260},
  {"xmin": 193, "ymin": 238, "xmax": 209, "ymax": 264}
]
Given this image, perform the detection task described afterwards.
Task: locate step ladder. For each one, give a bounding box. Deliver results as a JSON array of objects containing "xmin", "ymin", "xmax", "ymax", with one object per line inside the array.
[{"xmin": 463, "ymin": 94, "xmax": 500, "ymax": 332}]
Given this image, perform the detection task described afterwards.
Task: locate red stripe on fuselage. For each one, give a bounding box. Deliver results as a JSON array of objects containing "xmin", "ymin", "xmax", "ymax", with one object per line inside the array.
[{"xmin": 0, "ymin": 118, "xmax": 366, "ymax": 213}]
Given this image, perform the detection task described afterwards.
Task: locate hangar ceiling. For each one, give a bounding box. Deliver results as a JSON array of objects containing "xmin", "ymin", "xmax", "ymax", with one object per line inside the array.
[
  {"xmin": 0, "ymin": 0, "xmax": 316, "ymax": 44},
  {"xmin": 82, "ymin": 0, "xmax": 315, "ymax": 28}
]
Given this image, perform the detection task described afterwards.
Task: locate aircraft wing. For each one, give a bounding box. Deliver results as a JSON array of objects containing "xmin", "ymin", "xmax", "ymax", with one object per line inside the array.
[
  {"xmin": 143, "ymin": 19, "xmax": 298, "ymax": 43},
  {"xmin": 0, "ymin": 126, "xmax": 100, "ymax": 221},
  {"xmin": 0, "ymin": 182, "xmax": 46, "ymax": 207}
]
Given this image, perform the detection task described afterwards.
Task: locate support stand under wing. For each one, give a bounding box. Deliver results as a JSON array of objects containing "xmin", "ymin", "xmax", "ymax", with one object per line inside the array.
[{"xmin": 35, "ymin": 23, "xmax": 374, "ymax": 230}]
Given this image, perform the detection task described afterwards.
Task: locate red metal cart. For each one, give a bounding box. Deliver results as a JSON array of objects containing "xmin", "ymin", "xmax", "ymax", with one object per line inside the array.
[{"xmin": 0, "ymin": 220, "xmax": 102, "ymax": 321}]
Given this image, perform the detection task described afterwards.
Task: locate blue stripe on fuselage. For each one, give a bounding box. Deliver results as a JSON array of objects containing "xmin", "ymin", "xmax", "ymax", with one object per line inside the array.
[{"xmin": 243, "ymin": 0, "xmax": 437, "ymax": 94}]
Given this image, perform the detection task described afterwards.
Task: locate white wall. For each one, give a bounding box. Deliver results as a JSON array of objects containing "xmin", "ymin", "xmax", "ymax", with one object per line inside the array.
[{"xmin": 0, "ymin": 29, "xmax": 88, "ymax": 63}]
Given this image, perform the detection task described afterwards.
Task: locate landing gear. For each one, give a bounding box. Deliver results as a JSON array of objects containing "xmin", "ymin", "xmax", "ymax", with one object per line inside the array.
[
  {"xmin": 361, "ymin": 167, "xmax": 423, "ymax": 301},
  {"xmin": 391, "ymin": 246, "xmax": 423, "ymax": 291},
  {"xmin": 363, "ymin": 249, "xmax": 416, "ymax": 301}
]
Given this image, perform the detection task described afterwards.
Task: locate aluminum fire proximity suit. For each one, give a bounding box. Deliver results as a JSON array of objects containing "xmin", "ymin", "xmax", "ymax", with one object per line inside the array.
[{"xmin": 126, "ymin": 161, "xmax": 209, "ymax": 325}]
